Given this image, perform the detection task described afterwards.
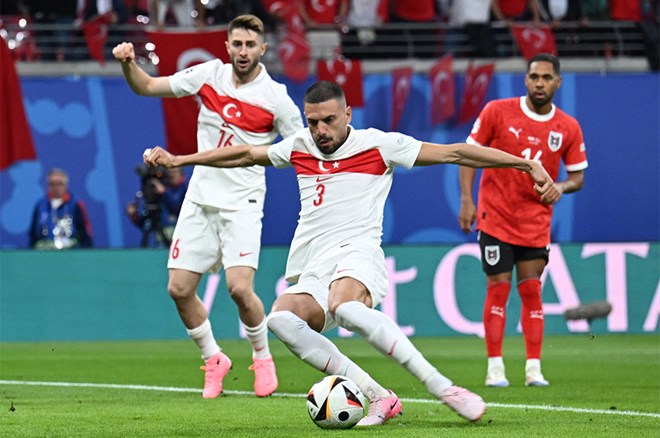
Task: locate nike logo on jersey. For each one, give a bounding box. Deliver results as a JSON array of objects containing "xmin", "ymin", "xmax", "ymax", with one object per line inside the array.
[
  {"xmin": 239, "ymin": 252, "xmax": 254, "ymax": 257},
  {"xmin": 508, "ymin": 126, "xmax": 522, "ymax": 139},
  {"xmin": 336, "ymin": 268, "xmax": 353, "ymax": 273},
  {"xmin": 316, "ymin": 176, "xmax": 332, "ymax": 183}
]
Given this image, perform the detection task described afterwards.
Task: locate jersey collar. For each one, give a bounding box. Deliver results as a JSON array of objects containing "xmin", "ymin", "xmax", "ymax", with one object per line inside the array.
[{"xmin": 519, "ymin": 96, "xmax": 556, "ymax": 122}]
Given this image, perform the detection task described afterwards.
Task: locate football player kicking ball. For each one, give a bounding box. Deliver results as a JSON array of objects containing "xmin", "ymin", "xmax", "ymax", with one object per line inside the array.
[
  {"xmin": 459, "ymin": 53, "xmax": 587, "ymax": 388},
  {"xmin": 113, "ymin": 15, "xmax": 303, "ymax": 398},
  {"xmin": 144, "ymin": 81, "xmax": 553, "ymax": 425}
]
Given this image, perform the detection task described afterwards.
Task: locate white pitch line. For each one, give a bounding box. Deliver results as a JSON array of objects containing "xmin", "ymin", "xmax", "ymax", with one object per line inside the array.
[{"xmin": 2, "ymin": 380, "xmax": 659, "ymax": 419}]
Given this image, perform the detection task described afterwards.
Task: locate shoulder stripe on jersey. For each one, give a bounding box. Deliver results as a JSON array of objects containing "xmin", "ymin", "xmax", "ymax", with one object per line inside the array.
[
  {"xmin": 291, "ymin": 149, "xmax": 387, "ymax": 176},
  {"xmin": 198, "ymin": 84, "xmax": 274, "ymax": 133}
]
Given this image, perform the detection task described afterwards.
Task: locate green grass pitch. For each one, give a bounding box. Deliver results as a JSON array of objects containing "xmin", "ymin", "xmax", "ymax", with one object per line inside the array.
[{"xmin": 1, "ymin": 334, "xmax": 658, "ymax": 437}]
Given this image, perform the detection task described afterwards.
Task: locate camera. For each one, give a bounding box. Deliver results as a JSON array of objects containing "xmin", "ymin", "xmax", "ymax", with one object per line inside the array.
[
  {"xmin": 134, "ymin": 165, "xmax": 172, "ymax": 247},
  {"xmin": 135, "ymin": 165, "xmax": 170, "ymax": 206}
]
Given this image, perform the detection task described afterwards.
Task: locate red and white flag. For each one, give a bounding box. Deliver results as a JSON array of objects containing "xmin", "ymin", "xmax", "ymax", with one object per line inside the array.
[
  {"xmin": 429, "ymin": 54, "xmax": 455, "ymax": 125},
  {"xmin": 147, "ymin": 28, "xmax": 228, "ymax": 155},
  {"xmin": 279, "ymin": 32, "xmax": 310, "ymax": 83},
  {"xmin": 390, "ymin": 66, "xmax": 413, "ymax": 131},
  {"xmin": 510, "ymin": 24, "xmax": 557, "ymax": 60},
  {"xmin": 457, "ymin": 62, "xmax": 494, "ymax": 125},
  {"xmin": 82, "ymin": 12, "xmax": 113, "ymax": 65},
  {"xmin": 316, "ymin": 58, "xmax": 364, "ymax": 107},
  {"xmin": 0, "ymin": 38, "xmax": 36, "ymax": 170}
]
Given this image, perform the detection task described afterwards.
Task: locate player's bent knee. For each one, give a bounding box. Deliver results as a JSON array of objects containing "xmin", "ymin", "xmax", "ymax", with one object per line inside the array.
[{"xmin": 267, "ymin": 311, "xmax": 304, "ymax": 344}]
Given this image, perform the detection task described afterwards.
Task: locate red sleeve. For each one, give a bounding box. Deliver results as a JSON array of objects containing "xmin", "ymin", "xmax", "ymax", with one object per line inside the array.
[
  {"xmin": 563, "ymin": 118, "xmax": 588, "ymax": 172},
  {"xmin": 468, "ymin": 101, "xmax": 498, "ymax": 147}
]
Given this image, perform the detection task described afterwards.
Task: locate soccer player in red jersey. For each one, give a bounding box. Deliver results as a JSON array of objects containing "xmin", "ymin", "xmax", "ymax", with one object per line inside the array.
[{"xmin": 459, "ymin": 53, "xmax": 588, "ymax": 388}]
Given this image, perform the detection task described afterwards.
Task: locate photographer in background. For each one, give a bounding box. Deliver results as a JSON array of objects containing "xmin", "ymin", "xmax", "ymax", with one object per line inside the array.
[
  {"xmin": 126, "ymin": 165, "xmax": 187, "ymax": 247},
  {"xmin": 29, "ymin": 168, "xmax": 94, "ymax": 250}
]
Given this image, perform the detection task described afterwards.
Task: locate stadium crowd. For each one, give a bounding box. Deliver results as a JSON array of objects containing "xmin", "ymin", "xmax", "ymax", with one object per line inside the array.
[{"xmin": 0, "ymin": 0, "xmax": 658, "ymax": 67}]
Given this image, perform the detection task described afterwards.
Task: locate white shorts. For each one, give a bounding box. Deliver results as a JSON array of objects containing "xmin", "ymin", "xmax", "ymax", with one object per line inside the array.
[
  {"xmin": 167, "ymin": 198, "xmax": 263, "ymax": 274},
  {"xmin": 282, "ymin": 243, "xmax": 388, "ymax": 332}
]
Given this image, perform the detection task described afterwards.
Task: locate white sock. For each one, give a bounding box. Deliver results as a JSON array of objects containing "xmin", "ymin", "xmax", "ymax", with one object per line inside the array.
[
  {"xmin": 488, "ymin": 356, "xmax": 505, "ymax": 371},
  {"xmin": 526, "ymin": 358, "xmax": 541, "ymax": 372},
  {"xmin": 334, "ymin": 301, "xmax": 453, "ymax": 397},
  {"xmin": 186, "ymin": 319, "xmax": 220, "ymax": 361},
  {"xmin": 267, "ymin": 310, "xmax": 389, "ymax": 400},
  {"xmin": 243, "ymin": 319, "xmax": 271, "ymax": 360}
]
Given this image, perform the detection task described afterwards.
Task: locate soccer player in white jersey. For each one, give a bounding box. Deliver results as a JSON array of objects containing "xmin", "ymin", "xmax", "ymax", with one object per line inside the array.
[
  {"xmin": 144, "ymin": 81, "xmax": 553, "ymax": 425},
  {"xmin": 112, "ymin": 15, "xmax": 303, "ymax": 398}
]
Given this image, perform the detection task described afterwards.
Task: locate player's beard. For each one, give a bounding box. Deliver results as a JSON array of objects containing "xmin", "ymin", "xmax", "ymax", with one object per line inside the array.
[
  {"xmin": 314, "ymin": 130, "xmax": 348, "ymax": 155},
  {"xmin": 528, "ymin": 90, "xmax": 553, "ymax": 108},
  {"xmin": 232, "ymin": 56, "xmax": 260, "ymax": 80}
]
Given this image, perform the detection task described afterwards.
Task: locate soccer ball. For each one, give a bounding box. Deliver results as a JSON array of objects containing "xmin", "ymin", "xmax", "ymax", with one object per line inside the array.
[{"xmin": 306, "ymin": 375, "xmax": 366, "ymax": 429}]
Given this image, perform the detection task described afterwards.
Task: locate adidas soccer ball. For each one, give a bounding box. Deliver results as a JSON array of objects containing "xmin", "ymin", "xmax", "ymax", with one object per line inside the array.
[{"xmin": 306, "ymin": 375, "xmax": 366, "ymax": 429}]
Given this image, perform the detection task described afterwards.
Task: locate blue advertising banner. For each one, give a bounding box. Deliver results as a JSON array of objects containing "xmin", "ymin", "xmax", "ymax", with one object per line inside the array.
[{"xmin": 0, "ymin": 73, "xmax": 658, "ymax": 248}]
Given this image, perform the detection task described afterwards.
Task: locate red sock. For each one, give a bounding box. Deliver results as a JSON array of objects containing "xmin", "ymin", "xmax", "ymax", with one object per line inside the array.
[
  {"xmin": 483, "ymin": 282, "xmax": 510, "ymax": 357},
  {"xmin": 519, "ymin": 278, "xmax": 544, "ymax": 359}
]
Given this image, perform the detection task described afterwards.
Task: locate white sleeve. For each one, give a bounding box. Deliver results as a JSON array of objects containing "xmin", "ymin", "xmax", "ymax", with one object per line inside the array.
[
  {"xmin": 374, "ymin": 129, "xmax": 423, "ymax": 169},
  {"xmin": 267, "ymin": 135, "xmax": 296, "ymax": 169},
  {"xmin": 274, "ymin": 89, "xmax": 304, "ymax": 138},
  {"xmin": 168, "ymin": 59, "xmax": 221, "ymax": 98}
]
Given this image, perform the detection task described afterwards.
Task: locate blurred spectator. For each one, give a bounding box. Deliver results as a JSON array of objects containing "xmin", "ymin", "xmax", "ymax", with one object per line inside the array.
[
  {"xmin": 389, "ymin": 0, "xmax": 440, "ymax": 57},
  {"xmin": 126, "ymin": 166, "xmax": 187, "ymax": 247},
  {"xmin": 492, "ymin": 0, "xmax": 542, "ymax": 25},
  {"xmin": 445, "ymin": 0, "xmax": 497, "ymax": 58},
  {"xmin": 148, "ymin": 0, "xmax": 200, "ymax": 28},
  {"xmin": 200, "ymin": 0, "xmax": 278, "ymax": 29},
  {"xmin": 609, "ymin": 0, "xmax": 641, "ymax": 21},
  {"xmin": 341, "ymin": 0, "xmax": 388, "ymax": 58},
  {"xmin": 29, "ymin": 168, "xmax": 94, "ymax": 249},
  {"xmin": 580, "ymin": 0, "xmax": 609, "ymax": 20},
  {"xmin": 303, "ymin": 0, "xmax": 348, "ymax": 27},
  {"xmin": 538, "ymin": 0, "xmax": 586, "ymax": 26},
  {"xmin": 22, "ymin": 0, "xmax": 79, "ymax": 60}
]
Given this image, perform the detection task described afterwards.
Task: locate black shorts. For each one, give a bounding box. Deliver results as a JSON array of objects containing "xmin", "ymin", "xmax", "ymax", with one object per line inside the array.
[{"xmin": 478, "ymin": 231, "xmax": 549, "ymax": 275}]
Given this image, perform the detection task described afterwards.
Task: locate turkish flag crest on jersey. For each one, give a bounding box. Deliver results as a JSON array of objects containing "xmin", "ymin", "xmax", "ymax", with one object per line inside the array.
[
  {"xmin": 510, "ymin": 24, "xmax": 557, "ymax": 60},
  {"xmin": 147, "ymin": 28, "xmax": 229, "ymax": 155},
  {"xmin": 317, "ymin": 58, "xmax": 364, "ymax": 107}
]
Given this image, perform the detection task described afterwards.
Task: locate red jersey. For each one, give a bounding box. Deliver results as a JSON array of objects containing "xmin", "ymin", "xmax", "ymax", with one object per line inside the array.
[{"xmin": 467, "ymin": 97, "xmax": 588, "ymax": 247}]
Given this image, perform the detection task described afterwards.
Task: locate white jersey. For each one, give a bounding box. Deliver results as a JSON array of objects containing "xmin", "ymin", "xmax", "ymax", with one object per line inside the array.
[
  {"xmin": 169, "ymin": 59, "xmax": 303, "ymax": 209},
  {"xmin": 267, "ymin": 126, "xmax": 422, "ymax": 282}
]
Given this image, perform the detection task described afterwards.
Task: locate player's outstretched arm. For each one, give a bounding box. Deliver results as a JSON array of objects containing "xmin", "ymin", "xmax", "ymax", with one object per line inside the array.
[
  {"xmin": 112, "ymin": 42, "xmax": 174, "ymax": 97},
  {"xmin": 416, "ymin": 142, "xmax": 553, "ymax": 195},
  {"xmin": 143, "ymin": 145, "xmax": 273, "ymax": 169}
]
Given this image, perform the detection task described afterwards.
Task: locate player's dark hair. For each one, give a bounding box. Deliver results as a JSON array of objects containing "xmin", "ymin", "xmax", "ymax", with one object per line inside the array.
[
  {"xmin": 527, "ymin": 53, "xmax": 561, "ymax": 75},
  {"xmin": 304, "ymin": 81, "xmax": 346, "ymax": 106},
  {"xmin": 228, "ymin": 14, "xmax": 265, "ymax": 36}
]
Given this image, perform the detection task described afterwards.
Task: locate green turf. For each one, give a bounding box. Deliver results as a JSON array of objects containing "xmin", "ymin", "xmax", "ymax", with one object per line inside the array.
[{"xmin": 1, "ymin": 334, "xmax": 658, "ymax": 437}]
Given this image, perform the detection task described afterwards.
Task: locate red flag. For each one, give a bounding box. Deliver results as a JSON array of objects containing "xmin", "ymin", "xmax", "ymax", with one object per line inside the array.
[
  {"xmin": 390, "ymin": 67, "xmax": 413, "ymax": 131},
  {"xmin": 0, "ymin": 38, "xmax": 36, "ymax": 170},
  {"xmin": 457, "ymin": 63, "xmax": 494, "ymax": 125},
  {"xmin": 316, "ymin": 58, "xmax": 364, "ymax": 107},
  {"xmin": 147, "ymin": 28, "xmax": 228, "ymax": 155},
  {"xmin": 510, "ymin": 24, "xmax": 557, "ymax": 61},
  {"xmin": 278, "ymin": 32, "xmax": 310, "ymax": 83},
  {"xmin": 430, "ymin": 54, "xmax": 455, "ymax": 125},
  {"xmin": 82, "ymin": 13, "xmax": 113, "ymax": 65}
]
